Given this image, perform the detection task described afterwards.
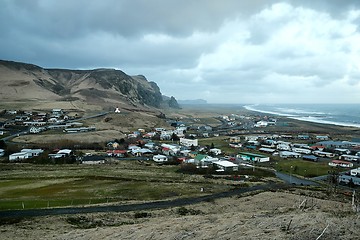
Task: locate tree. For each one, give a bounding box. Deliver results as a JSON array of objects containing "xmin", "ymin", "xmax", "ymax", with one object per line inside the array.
[
  {"xmin": 0, "ymin": 140, "xmax": 7, "ymax": 149},
  {"xmin": 348, "ymin": 178, "xmax": 355, "ymax": 188},
  {"xmin": 171, "ymin": 133, "xmax": 180, "ymax": 141}
]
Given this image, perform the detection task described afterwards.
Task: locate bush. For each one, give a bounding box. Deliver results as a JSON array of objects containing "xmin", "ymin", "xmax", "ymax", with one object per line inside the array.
[
  {"xmin": 177, "ymin": 207, "xmax": 202, "ymax": 216},
  {"xmin": 134, "ymin": 212, "xmax": 150, "ymax": 218}
]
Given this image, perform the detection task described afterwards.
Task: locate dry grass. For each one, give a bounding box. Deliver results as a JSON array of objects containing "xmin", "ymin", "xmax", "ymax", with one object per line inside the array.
[{"xmin": 1, "ymin": 190, "xmax": 358, "ymax": 240}]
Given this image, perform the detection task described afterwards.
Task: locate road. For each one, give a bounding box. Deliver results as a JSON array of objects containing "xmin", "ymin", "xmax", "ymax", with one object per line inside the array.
[
  {"xmin": 275, "ymin": 171, "xmax": 319, "ymax": 186},
  {"xmin": 0, "ymin": 182, "xmax": 287, "ymax": 219}
]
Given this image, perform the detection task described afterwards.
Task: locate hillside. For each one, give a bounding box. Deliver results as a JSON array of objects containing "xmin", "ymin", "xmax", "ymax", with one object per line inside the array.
[
  {"xmin": 1, "ymin": 189, "xmax": 358, "ymax": 240},
  {"xmin": 0, "ymin": 60, "xmax": 178, "ymax": 111}
]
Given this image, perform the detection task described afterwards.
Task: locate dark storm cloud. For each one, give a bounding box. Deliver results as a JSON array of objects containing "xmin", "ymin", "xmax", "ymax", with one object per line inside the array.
[{"xmin": 1, "ymin": 0, "xmax": 360, "ymax": 103}]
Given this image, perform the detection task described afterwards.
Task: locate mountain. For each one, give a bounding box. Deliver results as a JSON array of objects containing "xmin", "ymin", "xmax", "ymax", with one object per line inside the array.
[{"xmin": 0, "ymin": 60, "xmax": 178, "ymax": 110}]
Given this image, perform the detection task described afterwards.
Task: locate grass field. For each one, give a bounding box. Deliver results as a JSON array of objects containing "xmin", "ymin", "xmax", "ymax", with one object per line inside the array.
[
  {"xmin": 0, "ymin": 161, "xmax": 240, "ymax": 210},
  {"xmin": 270, "ymin": 159, "xmax": 332, "ymax": 178}
]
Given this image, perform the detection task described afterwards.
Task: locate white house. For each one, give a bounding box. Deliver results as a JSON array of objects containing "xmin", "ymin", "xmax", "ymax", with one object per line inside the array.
[
  {"xmin": 229, "ymin": 136, "xmax": 241, "ymax": 143},
  {"xmin": 153, "ymin": 154, "xmax": 168, "ymax": 163},
  {"xmin": 21, "ymin": 149, "xmax": 43, "ymax": 157},
  {"xmin": 329, "ymin": 160, "xmax": 353, "ymax": 168},
  {"xmin": 9, "ymin": 152, "xmax": 29, "ymax": 161},
  {"xmin": 209, "ymin": 148, "xmax": 222, "ymax": 155},
  {"xmin": 313, "ymin": 150, "xmax": 335, "ymax": 158},
  {"xmin": 180, "ymin": 138, "xmax": 198, "ymax": 147},
  {"xmin": 132, "ymin": 148, "xmax": 152, "ymax": 156},
  {"xmin": 340, "ymin": 155, "xmax": 360, "ymax": 162},
  {"xmin": 0, "ymin": 149, "xmax": 5, "ymax": 157},
  {"xmin": 350, "ymin": 167, "xmax": 360, "ymax": 177},
  {"xmin": 56, "ymin": 149, "xmax": 73, "ymax": 157},
  {"xmin": 277, "ymin": 144, "xmax": 291, "ymax": 151},
  {"xmin": 292, "ymin": 147, "xmax": 312, "ymax": 155},
  {"xmin": 255, "ymin": 121, "xmax": 268, "ymax": 127},
  {"xmin": 213, "ymin": 160, "xmax": 238, "ymax": 172},
  {"xmin": 279, "ymin": 151, "xmax": 302, "ymax": 159}
]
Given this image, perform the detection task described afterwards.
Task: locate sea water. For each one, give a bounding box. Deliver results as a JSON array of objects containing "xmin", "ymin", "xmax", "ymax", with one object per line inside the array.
[{"xmin": 244, "ymin": 104, "xmax": 360, "ymax": 128}]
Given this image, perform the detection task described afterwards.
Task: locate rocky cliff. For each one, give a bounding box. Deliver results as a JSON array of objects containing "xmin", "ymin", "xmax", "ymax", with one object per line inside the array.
[{"xmin": 0, "ymin": 60, "xmax": 178, "ymax": 109}]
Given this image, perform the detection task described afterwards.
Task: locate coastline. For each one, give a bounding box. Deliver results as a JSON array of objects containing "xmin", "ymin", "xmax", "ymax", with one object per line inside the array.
[{"xmin": 243, "ymin": 104, "xmax": 360, "ymax": 129}]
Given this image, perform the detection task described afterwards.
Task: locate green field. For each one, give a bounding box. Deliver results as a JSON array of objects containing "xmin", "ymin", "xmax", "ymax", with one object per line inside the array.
[
  {"xmin": 0, "ymin": 161, "xmax": 238, "ymax": 210},
  {"xmin": 271, "ymin": 159, "xmax": 332, "ymax": 178}
]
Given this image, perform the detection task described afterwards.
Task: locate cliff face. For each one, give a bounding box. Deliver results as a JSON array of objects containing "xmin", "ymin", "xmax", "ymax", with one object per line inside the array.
[{"xmin": 0, "ymin": 60, "xmax": 175, "ymax": 109}]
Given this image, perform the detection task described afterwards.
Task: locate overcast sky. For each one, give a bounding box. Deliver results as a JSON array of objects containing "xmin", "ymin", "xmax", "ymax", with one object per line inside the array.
[{"xmin": 1, "ymin": 0, "xmax": 360, "ymax": 104}]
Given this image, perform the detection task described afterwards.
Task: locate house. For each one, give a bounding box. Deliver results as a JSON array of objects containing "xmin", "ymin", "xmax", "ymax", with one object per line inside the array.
[
  {"xmin": 277, "ymin": 144, "xmax": 291, "ymax": 151},
  {"xmin": 180, "ymin": 150, "xmax": 191, "ymax": 156},
  {"xmin": 9, "ymin": 152, "xmax": 29, "ymax": 161},
  {"xmin": 339, "ymin": 155, "xmax": 360, "ymax": 163},
  {"xmin": 52, "ymin": 109, "xmax": 63, "ymax": 117},
  {"xmin": 237, "ymin": 152, "xmax": 270, "ymax": 162},
  {"xmin": 128, "ymin": 145, "xmax": 141, "ymax": 152},
  {"xmin": 0, "ymin": 149, "xmax": 5, "ymax": 157},
  {"xmin": 132, "ymin": 148, "xmax": 152, "ymax": 156},
  {"xmin": 153, "ymin": 154, "xmax": 168, "ymax": 163},
  {"xmin": 259, "ymin": 147, "xmax": 276, "ymax": 154},
  {"xmin": 160, "ymin": 133, "xmax": 172, "ymax": 140},
  {"xmin": 112, "ymin": 150, "xmax": 127, "ymax": 157},
  {"xmin": 292, "ymin": 147, "xmax": 312, "ymax": 155},
  {"xmin": 329, "ymin": 160, "xmax": 353, "ymax": 168},
  {"xmin": 229, "ymin": 136, "xmax": 241, "ymax": 143},
  {"xmin": 180, "ymin": 138, "xmax": 198, "ymax": 147},
  {"xmin": 338, "ymin": 175, "xmax": 360, "ymax": 186},
  {"xmin": 107, "ymin": 141, "xmax": 120, "ymax": 149},
  {"xmin": 63, "ymin": 127, "xmax": 96, "ymax": 133},
  {"xmin": 316, "ymin": 135, "xmax": 329, "ymax": 141},
  {"xmin": 213, "ymin": 160, "xmax": 238, "ymax": 172},
  {"xmin": 144, "ymin": 142, "xmax": 156, "ymax": 149},
  {"xmin": 160, "ymin": 143, "xmax": 180, "ymax": 155},
  {"xmin": 298, "ymin": 135, "xmax": 310, "ymax": 140},
  {"xmin": 254, "ymin": 121, "xmax": 268, "ymax": 127},
  {"xmin": 313, "ymin": 150, "xmax": 335, "ymax": 158},
  {"xmin": 279, "ymin": 151, "xmax": 302, "ymax": 159},
  {"xmin": 195, "ymin": 154, "xmax": 219, "ymax": 167},
  {"xmin": 209, "ymin": 148, "xmax": 222, "ymax": 156},
  {"xmin": 229, "ymin": 143, "xmax": 242, "ymax": 148},
  {"xmin": 334, "ymin": 148, "xmax": 351, "ymax": 155},
  {"xmin": 56, "ymin": 149, "xmax": 73, "ymax": 157},
  {"xmin": 21, "ymin": 149, "xmax": 43, "ymax": 157},
  {"xmin": 29, "ymin": 126, "xmax": 45, "ymax": 134},
  {"xmin": 350, "ymin": 167, "xmax": 360, "ymax": 177},
  {"xmin": 310, "ymin": 145, "xmax": 325, "ymax": 151},
  {"xmin": 81, "ymin": 155, "xmax": 106, "ymax": 164},
  {"xmin": 317, "ymin": 140, "xmax": 350, "ymax": 148}
]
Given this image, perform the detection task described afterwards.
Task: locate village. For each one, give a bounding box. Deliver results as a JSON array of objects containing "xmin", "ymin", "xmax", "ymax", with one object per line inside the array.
[{"xmin": 1, "ymin": 107, "xmax": 360, "ymax": 187}]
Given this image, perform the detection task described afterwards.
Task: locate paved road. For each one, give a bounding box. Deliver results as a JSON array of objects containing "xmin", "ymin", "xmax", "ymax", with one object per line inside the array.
[
  {"xmin": 0, "ymin": 182, "xmax": 287, "ymax": 219},
  {"xmin": 275, "ymin": 171, "xmax": 319, "ymax": 186}
]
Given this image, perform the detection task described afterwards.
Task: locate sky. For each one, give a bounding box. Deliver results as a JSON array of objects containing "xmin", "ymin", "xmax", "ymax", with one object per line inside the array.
[{"xmin": 1, "ymin": 0, "xmax": 360, "ymax": 104}]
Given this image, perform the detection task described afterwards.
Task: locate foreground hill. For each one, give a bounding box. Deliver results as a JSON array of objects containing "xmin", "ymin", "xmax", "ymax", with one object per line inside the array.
[
  {"xmin": 1, "ymin": 190, "xmax": 358, "ymax": 240},
  {"xmin": 0, "ymin": 60, "xmax": 178, "ymax": 111}
]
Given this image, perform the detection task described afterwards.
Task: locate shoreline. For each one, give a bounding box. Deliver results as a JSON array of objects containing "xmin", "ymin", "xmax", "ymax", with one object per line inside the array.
[{"xmin": 243, "ymin": 104, "xmax": 360, "ymax": 129}]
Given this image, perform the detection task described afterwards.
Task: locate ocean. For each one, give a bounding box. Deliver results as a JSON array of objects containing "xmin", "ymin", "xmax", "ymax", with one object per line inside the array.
[{"xmin": 243, "ymin": 104, "xmax": 360, "ymax": 128}]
